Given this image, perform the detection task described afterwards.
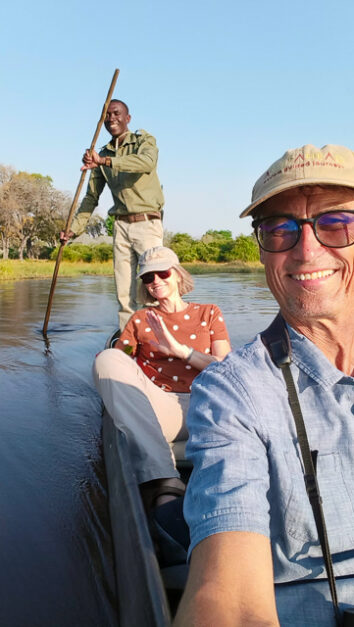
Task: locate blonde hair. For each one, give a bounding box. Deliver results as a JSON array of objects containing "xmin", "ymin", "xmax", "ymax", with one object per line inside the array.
[{"xmin": 137, "ymin": 265, "xmax": 194, "ymax": 305}]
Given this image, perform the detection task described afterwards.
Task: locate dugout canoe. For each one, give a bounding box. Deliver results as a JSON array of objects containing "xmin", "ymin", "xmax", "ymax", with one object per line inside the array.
[{"xmin": 102, "ymin": 331, "xmax": 190, "ymax": 626}]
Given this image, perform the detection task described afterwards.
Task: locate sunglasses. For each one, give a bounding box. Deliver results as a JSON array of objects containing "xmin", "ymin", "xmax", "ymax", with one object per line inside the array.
[
  {"xmin": 141, "ymin": 268, "xmax": 172, "ymax": 284},
  {"xmin": 252, "ymin": 210, "xmax": 354, "ymax": 253}
]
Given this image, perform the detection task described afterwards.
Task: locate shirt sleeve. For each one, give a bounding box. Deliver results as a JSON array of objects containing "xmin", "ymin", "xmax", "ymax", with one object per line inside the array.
[
  {"xmin": 184, "ymin": 359, "xmax": 271, "ymax": 558},
  {"xmin": 209, "ymin": 305, "xmax": 230, "ymax": 343},
  {"xmin": 115, "ymin": 316, "xmax": 139, "ymax": 356},
  {"xmin": 110, "ymin": 132, "xmax": 158, "ymax": 174},
  {"xmin": 71, "ymin": 167, "xmax": 106, "ymax": 235}
]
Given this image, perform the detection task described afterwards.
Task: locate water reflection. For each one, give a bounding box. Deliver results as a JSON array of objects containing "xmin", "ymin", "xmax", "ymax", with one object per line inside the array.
[{"xmin": 0, "ymin": 273, "xmax": 276, "ymax": 626}]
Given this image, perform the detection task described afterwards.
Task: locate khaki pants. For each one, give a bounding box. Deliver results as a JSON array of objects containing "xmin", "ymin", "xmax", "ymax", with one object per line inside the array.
[
  {"xmin": 93, "ymin": 349, "xmax": 189, "ymax": 484},
  {"xmin": 113, "ymin": 217, "xmax": 163, "ymax": 329}
]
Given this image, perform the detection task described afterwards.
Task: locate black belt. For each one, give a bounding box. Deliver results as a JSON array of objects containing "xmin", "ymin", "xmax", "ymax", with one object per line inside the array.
[{"xmin": 117, "ymin": 213, "xmax": 161, "ymax": 223}]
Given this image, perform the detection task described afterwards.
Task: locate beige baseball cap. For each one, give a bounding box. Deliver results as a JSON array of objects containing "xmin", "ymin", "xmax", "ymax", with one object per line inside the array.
[
  {"xmin": 240, "ymin": 144, "xmax": 354, "ymax": 218},
  {"xmin": 137, "ymin": 246, "xmax": 179, "ymax": 278}
]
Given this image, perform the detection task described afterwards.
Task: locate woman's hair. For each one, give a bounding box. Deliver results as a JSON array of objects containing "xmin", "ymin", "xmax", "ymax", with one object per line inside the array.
[{"xmin": 137, "ymin": 264, "xmax": 194, "ymax": 305}]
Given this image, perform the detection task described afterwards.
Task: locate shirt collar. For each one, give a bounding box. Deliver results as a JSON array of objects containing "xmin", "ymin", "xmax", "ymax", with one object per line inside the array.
[
  {"xmin": 105, "ymin": 130, "xmax": 136, "ymax": 151},
  {"xmin": 287, "ymin": 324, "xmax": 352, "ymax": 387}
]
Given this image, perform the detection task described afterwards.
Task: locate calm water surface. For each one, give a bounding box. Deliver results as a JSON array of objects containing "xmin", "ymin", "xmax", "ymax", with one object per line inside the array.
[{"xmin": 0, "ymin": 273, "xmax": 277, "ymax": 627}]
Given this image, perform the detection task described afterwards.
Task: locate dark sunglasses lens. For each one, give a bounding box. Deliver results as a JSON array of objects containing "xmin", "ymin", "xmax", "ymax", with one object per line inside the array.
[
  {"xmin": 316, "ymin": 212, "xmax": 354, "ymax": 247},
  {"xmin": 257, "ymin": 218, "xmax": 299, "ymax": 252},
  {"xmin": 141, "ymin": 272, "xmax": 155, "ymax": 284},
  {"xmin": 157, "ymin": 269, "xmax": 171, "ymax": 279},
  {"xmin": 141, "ymin": 269, "xmax": 172, "ymax": 284}
]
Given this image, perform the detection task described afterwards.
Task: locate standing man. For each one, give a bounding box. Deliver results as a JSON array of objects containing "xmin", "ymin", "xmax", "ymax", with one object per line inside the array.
[
  {"xmin": 68, "ymin": 99, "xmax": 164, "ymax": 329},
  {"xmin": 175, "ymin": 145, "xmax": 354, "ymax": 626}
]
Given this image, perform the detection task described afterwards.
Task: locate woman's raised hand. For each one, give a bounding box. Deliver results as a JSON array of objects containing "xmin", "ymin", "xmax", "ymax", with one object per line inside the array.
[{"xmin": 145, "ymin": 310, "xmax": 190, "ymax": 360}]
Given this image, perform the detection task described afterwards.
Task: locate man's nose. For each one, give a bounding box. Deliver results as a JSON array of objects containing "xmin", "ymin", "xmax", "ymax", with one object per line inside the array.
[{"xmin": 294, "ymin": 223, "xmax": 321, "ymax": 259}]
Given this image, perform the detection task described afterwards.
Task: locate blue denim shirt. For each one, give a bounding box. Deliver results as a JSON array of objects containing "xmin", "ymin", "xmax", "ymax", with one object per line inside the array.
[{"xmin": 185, "ymin": 326, "xmax": 354, "ymax": 625}]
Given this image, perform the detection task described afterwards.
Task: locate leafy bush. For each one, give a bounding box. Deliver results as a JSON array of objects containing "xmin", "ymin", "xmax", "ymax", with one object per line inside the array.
[
  {"xmin": 228, "ymin": 235, "xmax": 259, "ymax": 262},
  {"xmin": 51, "ymin": 243, "xmax": 113, "ymax": 262}
]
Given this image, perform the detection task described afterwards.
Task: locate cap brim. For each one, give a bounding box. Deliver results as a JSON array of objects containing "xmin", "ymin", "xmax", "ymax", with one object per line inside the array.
[
  {"xmin": 137, "ymin": 260, "xmax": 174, "ymax": 278},
  {"xmin": 240, "ymin": 177, "xmax": 354, "ymax": 218}
]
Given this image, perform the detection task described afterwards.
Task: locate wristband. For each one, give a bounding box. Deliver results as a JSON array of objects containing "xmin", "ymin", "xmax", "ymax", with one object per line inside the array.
[{"xmin": 185, "ymin": 347, "xmax": 194, "ymax": 362}]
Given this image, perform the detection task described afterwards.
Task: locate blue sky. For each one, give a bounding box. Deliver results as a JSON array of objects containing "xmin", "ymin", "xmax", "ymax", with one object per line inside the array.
[{"xmin": 2, "ymin": 0, "xmax": 354, "ymax": 237}]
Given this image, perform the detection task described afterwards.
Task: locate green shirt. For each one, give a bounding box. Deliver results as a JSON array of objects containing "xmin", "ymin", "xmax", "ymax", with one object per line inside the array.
[{"xmin": 71, "ymin": 129, "xmax": 165, "ymax": 235}]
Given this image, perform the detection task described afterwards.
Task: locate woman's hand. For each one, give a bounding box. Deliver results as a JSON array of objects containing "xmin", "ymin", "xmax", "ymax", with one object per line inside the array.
[{"xmin": 145, "ymin": 310, "xmax": 190, "ymax": 360}]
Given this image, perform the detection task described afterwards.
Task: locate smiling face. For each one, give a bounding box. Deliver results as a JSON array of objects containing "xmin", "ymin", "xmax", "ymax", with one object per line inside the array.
[
  {"xmin": 145, "ymin": 268, "xmax": 180, "ymax": 303},
  {"xmin": 257, "ymin": 186, "xmax": 354, "ymax": 328},
  {"xmin": 104, "ymin": 101, "xmax": 131, "ymax": 138}
]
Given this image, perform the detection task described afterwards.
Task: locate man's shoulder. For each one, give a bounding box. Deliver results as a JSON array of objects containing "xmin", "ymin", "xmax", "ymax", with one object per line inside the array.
[
  {"xmin": 134, "ymin": 129, "xmax": 157, "ymax": 144},
  {"xmin": 202, "ymin": 333, "xmax": 281, "ymax": 385}
]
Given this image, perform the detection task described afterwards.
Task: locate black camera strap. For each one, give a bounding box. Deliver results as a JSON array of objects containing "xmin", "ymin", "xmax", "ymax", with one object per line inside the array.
[{"xmin": 261, "ymin": 312, "xmax": 341, "ymax": 626}]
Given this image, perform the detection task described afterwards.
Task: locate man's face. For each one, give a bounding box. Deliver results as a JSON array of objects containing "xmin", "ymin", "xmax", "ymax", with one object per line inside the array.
[
  {"xmin": 104, "ymin": 101, "xmax": 131, "ymax": 138},
  {"xmin": 258, "ymin": 186, "xmax": 354, "ymax": 327}
]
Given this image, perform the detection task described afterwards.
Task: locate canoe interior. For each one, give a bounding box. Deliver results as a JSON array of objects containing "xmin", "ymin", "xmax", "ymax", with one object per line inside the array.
[
  {"xmin": 104, "ymin": 409, "xmax": 190, "ymax": 626},
  {"xmin": 103, "ymin": 330, "xmax": 190, "ymax": 623}
]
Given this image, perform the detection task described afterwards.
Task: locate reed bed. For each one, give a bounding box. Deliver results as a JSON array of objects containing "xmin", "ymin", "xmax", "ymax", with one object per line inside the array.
[{"xmin": 0, "ymin": 259, "xmax": 263, "ymax": 281}]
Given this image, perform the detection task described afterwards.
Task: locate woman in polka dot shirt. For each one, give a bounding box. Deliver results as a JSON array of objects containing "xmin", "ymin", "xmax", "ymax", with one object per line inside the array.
[{"xmin": 93, "ymin": 247, "xmax": 231, "ymax": 509}]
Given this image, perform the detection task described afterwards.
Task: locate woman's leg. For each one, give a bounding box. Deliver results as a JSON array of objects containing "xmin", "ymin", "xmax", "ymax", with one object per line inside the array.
[{"xmin": 93, "ymin": 349, "xmax": 189, "ymax": 485}]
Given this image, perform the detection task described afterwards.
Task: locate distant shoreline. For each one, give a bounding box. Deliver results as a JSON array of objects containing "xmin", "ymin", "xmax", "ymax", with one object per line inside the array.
[{"xmin": 0, "ymin": 259, "xmax": 264, "ymax": 281}]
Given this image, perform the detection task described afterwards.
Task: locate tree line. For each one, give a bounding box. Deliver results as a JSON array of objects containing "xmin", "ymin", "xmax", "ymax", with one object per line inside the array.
[{"xmin": 0, "ymin": 164, "xmax": 259, "ymax": 263}]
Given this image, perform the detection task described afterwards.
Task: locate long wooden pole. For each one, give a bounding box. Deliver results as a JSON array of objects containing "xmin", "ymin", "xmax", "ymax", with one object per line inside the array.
[{"xmin": 42, "ymin": 69, "xmax": 120, "ymax": 336}]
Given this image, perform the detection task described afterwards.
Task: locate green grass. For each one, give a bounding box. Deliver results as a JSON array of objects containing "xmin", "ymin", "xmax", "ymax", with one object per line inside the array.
[
  {"xmin": 0, "ymin": 259, "xmax": 264, "ymax": 281},
  {"xmin": 0, "ymin": 259, "xmax": 113, "ymax": 280},
  {"xmin": 182, "ymin": 261, "xmax": 264, "ymax": 274}
]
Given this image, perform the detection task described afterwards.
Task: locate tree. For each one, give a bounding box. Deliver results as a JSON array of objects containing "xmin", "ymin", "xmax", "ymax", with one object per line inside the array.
[
  {"xmin": 225, "ymin": 234, "xmax": 259, "ymax": 262},
  {"xmin": 0, "ymin": 166, "xmax": 70, "ymax": 259},
  {"xmin": 201, "ymin": 229, "xmax": 233, "ymax": 244},
  {"xmin": 85, "ymin": 214, "xmax": 106, "ymax": 238},
  {"xmin": 105, "ymin": 215, "xmax": 114, "ymax": 236}
]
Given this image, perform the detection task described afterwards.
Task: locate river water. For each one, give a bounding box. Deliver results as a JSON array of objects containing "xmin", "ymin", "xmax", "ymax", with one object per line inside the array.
[{"xmin": 0, "ymin": 272, "xmax": 277, "ymax": 627}]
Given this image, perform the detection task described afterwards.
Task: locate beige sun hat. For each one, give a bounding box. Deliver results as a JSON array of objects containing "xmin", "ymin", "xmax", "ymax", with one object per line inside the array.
[
  {"xmin": 240, "ymin": 144, "xmax": 354, "ymax": 218},
  {"xmin": 137, "ymin": 246, "xmax": 179, "ymax": 278}
]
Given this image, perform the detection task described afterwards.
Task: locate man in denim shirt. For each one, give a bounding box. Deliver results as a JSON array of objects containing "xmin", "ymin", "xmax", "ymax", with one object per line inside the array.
[{"xmin": 175, "ymin": 145, "xmax": 354, "ymax": 627}]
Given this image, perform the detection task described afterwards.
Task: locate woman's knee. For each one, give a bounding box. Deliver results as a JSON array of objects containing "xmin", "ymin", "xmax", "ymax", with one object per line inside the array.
[{"xmin": 93, "ymin": 348, "xmax": 134, "ymax": 382}]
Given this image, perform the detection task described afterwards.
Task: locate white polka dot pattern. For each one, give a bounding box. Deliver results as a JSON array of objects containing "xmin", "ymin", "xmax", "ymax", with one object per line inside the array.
[{"xmin": 118, "ymin": 303, "xmax": 228, "ymax": 394}]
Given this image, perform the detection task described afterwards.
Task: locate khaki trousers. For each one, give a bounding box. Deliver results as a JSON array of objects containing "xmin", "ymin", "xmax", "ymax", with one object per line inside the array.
[
  {"xmin": 113, "ymin": 217, "xmax": 163, "ymax": 329},
  {"xmin": 93, "ymin": 349, "xmax": 189, "ymax": 485}
]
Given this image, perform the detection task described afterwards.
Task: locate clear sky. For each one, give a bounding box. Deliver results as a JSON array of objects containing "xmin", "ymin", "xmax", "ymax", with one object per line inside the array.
[{"xmin": 2, "ymin": 0, "xmax": 354, "ymax": 238}]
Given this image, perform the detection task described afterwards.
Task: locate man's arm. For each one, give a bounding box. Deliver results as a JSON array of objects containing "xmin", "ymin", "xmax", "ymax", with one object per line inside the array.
[
  {"xmin": 110, "ymin": 131, "xmax": 159, "ymax": 173},
  {"xmin": 69, "ymin": 167, "xmax": 106, "ymax": 237},
  {"xmin": 174, "ymin": 531, "xmax": 280, "ymax": 627}
]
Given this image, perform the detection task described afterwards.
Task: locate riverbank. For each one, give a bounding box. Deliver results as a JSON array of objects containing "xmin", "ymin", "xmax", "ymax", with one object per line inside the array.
[{"xmin": 0, "ymin": 259, "xmax": 264, "ymax": 280}]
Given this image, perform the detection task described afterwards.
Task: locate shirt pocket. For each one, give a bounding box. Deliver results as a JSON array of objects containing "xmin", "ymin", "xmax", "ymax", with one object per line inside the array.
[{"xmin": 284, "ymin": 448, "xmax": 354, "ymax": 553}]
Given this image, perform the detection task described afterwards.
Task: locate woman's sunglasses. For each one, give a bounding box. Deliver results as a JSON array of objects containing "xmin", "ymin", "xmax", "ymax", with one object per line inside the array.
[
  {"xmin": 252, "ymin": 210, "xmax": 354, "ymax": 253},
  {"xmin": 141, "ymin": 268, "xmax": 172, "ymax": 284}
]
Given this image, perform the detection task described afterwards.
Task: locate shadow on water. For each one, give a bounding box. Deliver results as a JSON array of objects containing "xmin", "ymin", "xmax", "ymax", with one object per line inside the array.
[{"xmin": 0, "ymin": 273, "xmax": 277, "ymax": 626}]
